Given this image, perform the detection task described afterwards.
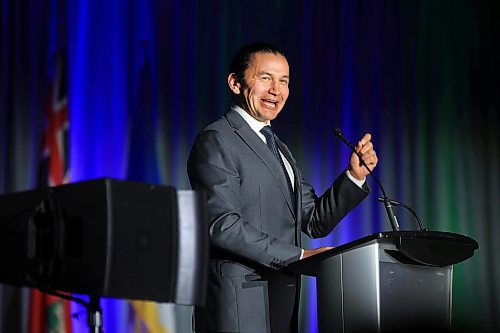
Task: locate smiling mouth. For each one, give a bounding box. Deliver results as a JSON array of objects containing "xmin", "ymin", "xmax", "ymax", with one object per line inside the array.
[{"xmin": 261, "ymin": 99, "xmax": 279, "ymax": 109}]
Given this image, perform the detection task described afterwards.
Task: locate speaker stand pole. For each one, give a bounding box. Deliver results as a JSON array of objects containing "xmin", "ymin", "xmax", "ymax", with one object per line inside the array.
[{"xmin": 87, "ymin": 295, "xmax": 103, "ymax": 333}]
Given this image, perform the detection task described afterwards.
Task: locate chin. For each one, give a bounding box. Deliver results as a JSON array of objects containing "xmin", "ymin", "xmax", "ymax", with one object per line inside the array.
[
  {"xmin": 260, "ymin": 114, "xmax": 277, "ymax": 122},
  {"xmin": 266, "ymin": 111, "xmax": 281, "ymax": 121}
]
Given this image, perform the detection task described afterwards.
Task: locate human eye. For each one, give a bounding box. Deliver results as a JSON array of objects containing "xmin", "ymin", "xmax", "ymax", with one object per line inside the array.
[
  {"xmin": 280, "ymin": 78, "xmax": 289, "ymax": 85},
  {"xmin": 258, "ymin": 74, "xmax": 271, "ymax": 81}
]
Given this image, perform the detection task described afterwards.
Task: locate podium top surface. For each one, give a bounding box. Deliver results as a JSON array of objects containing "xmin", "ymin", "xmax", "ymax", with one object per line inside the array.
[{"xmin": 287, "ymin": 231, "xmax": 479, "ymax": 276}]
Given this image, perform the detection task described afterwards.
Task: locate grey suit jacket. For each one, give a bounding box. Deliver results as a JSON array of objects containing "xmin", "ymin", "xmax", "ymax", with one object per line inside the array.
[{"xmin": 188, "ymin": 106, "xmax": 369, "ymax": 333}]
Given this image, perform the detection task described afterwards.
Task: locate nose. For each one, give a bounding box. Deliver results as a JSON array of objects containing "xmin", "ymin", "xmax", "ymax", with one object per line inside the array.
[{"xmin": 269, "ymin": 80, "xmax": 281, "ymax": 95}]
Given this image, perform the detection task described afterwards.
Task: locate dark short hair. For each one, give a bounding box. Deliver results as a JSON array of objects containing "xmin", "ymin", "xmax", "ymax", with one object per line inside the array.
[{"xmin": 229, "ymin": 42, "xmax": 286, "ymax": 81}]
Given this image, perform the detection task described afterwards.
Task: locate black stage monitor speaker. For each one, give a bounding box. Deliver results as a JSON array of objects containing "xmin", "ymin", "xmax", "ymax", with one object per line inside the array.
[{"xmin": 0, "ymin": 178, "xmax": 207, "ymax": 306}]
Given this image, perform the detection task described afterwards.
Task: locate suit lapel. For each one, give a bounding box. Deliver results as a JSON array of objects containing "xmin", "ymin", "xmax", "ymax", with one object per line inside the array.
[{"xmin": 225, "ymin": 109, "xmax": 295, "ymax": 216}]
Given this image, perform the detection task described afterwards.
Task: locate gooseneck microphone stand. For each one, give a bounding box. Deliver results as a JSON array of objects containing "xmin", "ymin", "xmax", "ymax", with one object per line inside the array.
[{"xmin": 333, "ymin": 128, "xmax": 424, "ymax": 232}]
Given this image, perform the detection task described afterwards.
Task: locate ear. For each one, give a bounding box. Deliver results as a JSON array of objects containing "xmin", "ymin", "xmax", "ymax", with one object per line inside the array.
[{"xmin": 227, "ymin": 73, "xmax": 241, "ymax": 94}]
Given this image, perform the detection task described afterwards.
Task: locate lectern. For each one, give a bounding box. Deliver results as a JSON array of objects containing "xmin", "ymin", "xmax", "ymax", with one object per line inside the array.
[{"xmin": 288, "ymin": 231, "xmax": 478, "ymax": 332}]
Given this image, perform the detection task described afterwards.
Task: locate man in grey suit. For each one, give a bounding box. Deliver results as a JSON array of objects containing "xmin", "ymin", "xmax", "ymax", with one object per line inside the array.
[{"xmin": 188, "ymin": 42, "xmax": 378, "ymax": 333}]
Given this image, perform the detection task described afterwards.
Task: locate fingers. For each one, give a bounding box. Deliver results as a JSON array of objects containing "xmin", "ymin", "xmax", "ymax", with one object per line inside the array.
[
  {"xmin": 356, "ymin": 133, "xmax": 372, "ymax": 152},
  {"xmin": 357, "ymin": 134, "xmax": 376, "ymax": 158},
  {"xmin": 361, "ymin": 151, "xmax": 377, "ymax": 167},
  {"xmin": 355, "ymin": 133, "xmax": 371, "ymax": 152},
  {"xmin": 358, "ymin": 133, "xmax": 372, "ymax": 147},
  {"xmin": 361, "ymin": 150, "xmax": 378, "ymax": 169},
  {"xmin": 349, "ymin": 133, "xmax": 378, "ymax": 179},
  {"xmin": 301, "ymin": 246, "xmax": 334, "ymax": 259}
]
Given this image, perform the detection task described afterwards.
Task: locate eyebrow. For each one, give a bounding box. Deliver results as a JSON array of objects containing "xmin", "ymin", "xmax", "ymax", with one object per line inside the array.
[{"xmin": 257, "ymin": 71, "xmax": 290, "ymax": 79}]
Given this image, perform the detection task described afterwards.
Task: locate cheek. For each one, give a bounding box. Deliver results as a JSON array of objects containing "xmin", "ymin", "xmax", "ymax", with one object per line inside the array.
[
  {"xmin": 250, "ymin": 84, "xmax": 268, "ymax": 97},
  {"xmin": 246, "ymin": 90, "xmax": 256, "ymax": 103},
  {"xmin": 281, "ymin": 88, "xmax": 290, "ymax": 102}
]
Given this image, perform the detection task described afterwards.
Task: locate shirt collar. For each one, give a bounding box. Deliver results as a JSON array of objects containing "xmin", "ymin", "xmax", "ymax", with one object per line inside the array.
[{"xmin": 231, "ymin": 105, "xmax": 270, "ymax": 137}]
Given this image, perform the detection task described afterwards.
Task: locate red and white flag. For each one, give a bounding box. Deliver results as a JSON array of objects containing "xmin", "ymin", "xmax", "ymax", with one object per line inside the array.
[{"xmin": 29, "ymin": 19, "xmax": 72, "ymax": 333}]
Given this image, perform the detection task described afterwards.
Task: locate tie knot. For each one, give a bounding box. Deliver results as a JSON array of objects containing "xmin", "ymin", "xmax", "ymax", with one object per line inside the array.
[{"xmin": 260, "ymin": 125, "xmax": 274, "ymax": 139}]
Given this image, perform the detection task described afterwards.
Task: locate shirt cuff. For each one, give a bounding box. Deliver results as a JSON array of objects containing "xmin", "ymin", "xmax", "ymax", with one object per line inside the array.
[
  {"xmin": 300, "ymin": 249, "xmax": 304, "ymax": 260},
  {"xmin": 345, "ymin": 169, "xmax": 366, "ymax": 188}
]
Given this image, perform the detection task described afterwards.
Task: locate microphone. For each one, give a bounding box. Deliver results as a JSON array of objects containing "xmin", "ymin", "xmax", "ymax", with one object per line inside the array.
[
  {"xmin": 377, "ymin": 197, "xmax": 424, "ymax": 231},
  {"xmin": 333, "ymin": 128, "xmax": 404, "ymax": 232}
]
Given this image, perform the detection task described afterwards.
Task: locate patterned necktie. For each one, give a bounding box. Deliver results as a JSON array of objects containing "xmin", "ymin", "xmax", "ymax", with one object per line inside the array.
[{"xmin": 260, "ymin": 126, "xmax": 295, "ymax": 207}]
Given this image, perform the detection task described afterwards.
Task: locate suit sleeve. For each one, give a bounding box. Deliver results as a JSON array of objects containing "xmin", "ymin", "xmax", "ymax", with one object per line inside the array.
[
  {"xmin": 300, "ymin": 171, "xmax": 370, "ymax": 238},
  {"xmin": 187, "ymin": 130, "xmax": 302, "ymax": 269}
]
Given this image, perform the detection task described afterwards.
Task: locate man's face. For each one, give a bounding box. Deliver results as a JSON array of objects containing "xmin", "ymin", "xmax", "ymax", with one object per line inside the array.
[{"xmin": 230, "ymin": 52, "xmax": 290, "ymax": 123}]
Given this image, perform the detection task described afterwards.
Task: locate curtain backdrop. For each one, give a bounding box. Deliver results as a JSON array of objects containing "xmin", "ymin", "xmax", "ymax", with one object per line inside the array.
[{"xmin": 1, "ymin": 0, "xmax": 498, "ymax": 332}]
